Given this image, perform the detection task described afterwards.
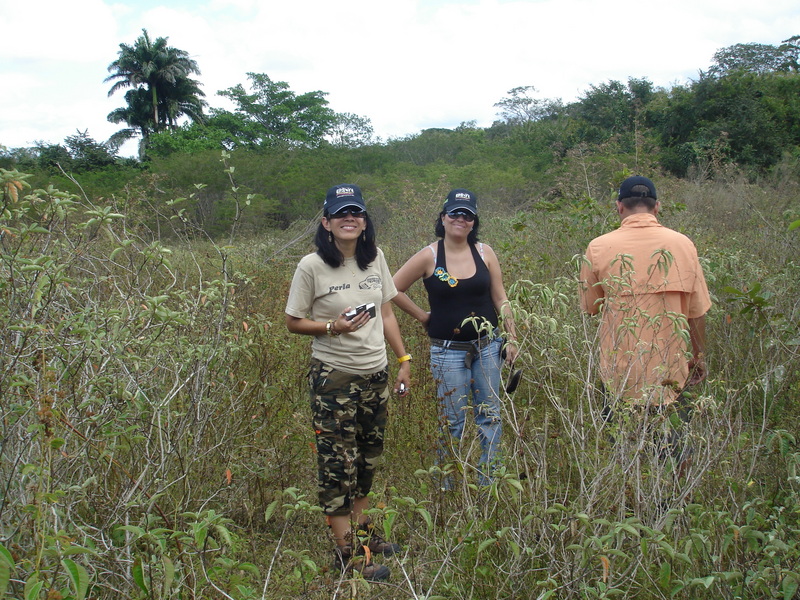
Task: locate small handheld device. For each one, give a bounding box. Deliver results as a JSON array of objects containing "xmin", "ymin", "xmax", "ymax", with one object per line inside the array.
[
  {"xmin": 398, "ymin": 383, "xmax": 407, "ymax": 395},
  {"xmin": 345, "ymin": 302, "xmax": 376, "ymax": 320}
]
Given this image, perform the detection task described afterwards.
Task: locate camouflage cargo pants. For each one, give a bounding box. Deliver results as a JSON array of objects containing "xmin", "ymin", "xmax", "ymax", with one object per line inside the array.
[{"xmin": 308, "ymin": 359, "xmax": 390, "ymax": 516}]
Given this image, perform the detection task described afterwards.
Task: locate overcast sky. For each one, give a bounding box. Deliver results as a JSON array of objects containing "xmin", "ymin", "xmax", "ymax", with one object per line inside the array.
[{"xmin": 2, "ymin": 0, "xmax": 799, "ymax": 158}]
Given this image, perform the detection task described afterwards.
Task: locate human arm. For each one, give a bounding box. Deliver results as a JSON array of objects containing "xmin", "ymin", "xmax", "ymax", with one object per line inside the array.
[
  {"xmin": 392, "ymin": 248, "xmax": 433, "ymax": 328},
  {"xmin": 484, "ymin": 244, "xmax": 519, "ymax": 365},
  {"xmin": 686, "ymin": 250, "xmax": 711, "ymax": 387},
  {"xmin": 579, "ymin": 250, "xmax": 603, "ymax": 315},
  {"xmin": 285, "ymin": 308, "xmax": 371, "ymax": 337},
  {"xmin": 392, "ymin": 291, "xmax": 430, "ymax": 328},
  {"xmin": 687, "ymin": 315, "xmax": 707, "ymax": 386},
  {"xmin": 284, "ymin": 257, "xmax": 372, "ymax": 337},
  {"xmin": 381, "ymin": 301, "xmax": 411, "ymax": 395}
]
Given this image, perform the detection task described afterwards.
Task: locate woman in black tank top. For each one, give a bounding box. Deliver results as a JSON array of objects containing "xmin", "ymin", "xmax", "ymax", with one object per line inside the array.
[{"xmin": 392, "ymin": 189, "xmax": 518, "ymax": 488}]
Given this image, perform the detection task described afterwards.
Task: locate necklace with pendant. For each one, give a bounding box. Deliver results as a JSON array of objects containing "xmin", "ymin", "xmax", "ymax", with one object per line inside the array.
[{"xmin": 345, "ymin": 257, "xmax": 357, "ymax": 277}]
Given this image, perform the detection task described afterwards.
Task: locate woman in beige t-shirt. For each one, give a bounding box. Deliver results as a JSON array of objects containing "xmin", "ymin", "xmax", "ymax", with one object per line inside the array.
[{"xmin": 285, "ymin": 184, "xmax": 410, "ymax": 581}]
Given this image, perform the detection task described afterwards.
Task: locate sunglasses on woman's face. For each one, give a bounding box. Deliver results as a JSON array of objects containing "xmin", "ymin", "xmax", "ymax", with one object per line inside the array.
[
  {"xmin": 330, "ymin": 207, "xmax": 366, "ymax": 218},
  {"xmin": 446, "ymin": 210, "xmax": 475, "ymax": 222}
]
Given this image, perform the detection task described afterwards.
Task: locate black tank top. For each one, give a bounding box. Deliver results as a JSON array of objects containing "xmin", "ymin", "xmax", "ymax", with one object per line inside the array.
[{"xmin": 423, "ymin": 239, "xmax": 499, "ymax": 341}]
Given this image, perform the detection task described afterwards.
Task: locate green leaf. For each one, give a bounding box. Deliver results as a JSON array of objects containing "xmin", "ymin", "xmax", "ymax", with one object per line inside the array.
[
  {"xmin": 721, "ymin": 286, "xmax": 744, "ymax": 295},
  {"xmin": 618, "ymin": 523, "xmax": 640, "ymax": 536},
  {"xmin": 476, "ymin": 537, "xmax": 497, "ymax": 555},
  {"xmin": 0, "ymin": 544, "xmax": 12, "ymax": 597},
  {"xmin": 690, "ymin": 576, "xmax": 716, "ymax": 589},
  {"xmin": 783, "ymin": 573, "xmax": 799, "ymax": 600},
  {"xmin": 62, "ymin": 545, "xmax": 96, "ymax": 557},
  {"xmin": 238, "ymin": 562, "xmax": 261, "ymax": 576},
  {"xmin": 264, "ymin": 499, "xmax": 279, "ymax": 523},
  {"xmin": 506, "ymin": 478, "xmax": 524, "ymax": 492},
  {"xmin": 118, "ymin": 525, "xmax": 146, "ymax": 538},
  {"xmin": 416, "ymin": 507, "xmax": 433, "ymax": 531},
  {"xmin": 24, "ymin": 574, "xmax": 43, "ymax": 600},
  {"xmin": 162, "ymin": 556, "xmax": 175, "ymax": 594},
  {"xmin": 62, "ymin": 558, "xmax": 89, "ymax": 600},
  {"xmin": 132, "ymin": 557, "xmax": 149, "ymax": 593},
  {"xmin": 0, "ymin": 544, "xmax": 13, "ymax": 567},
  {"xmin": 659, "ymin": 561, "xmax": 671, "ymax": 588}
]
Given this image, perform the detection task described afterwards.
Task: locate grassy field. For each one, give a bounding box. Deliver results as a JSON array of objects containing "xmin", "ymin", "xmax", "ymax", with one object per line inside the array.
[{"xmin": 1, "ymin": 161, "xmax": 799, "ymax": 599}]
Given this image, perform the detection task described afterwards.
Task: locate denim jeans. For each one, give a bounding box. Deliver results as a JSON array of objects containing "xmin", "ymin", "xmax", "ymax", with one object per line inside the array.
[{"xmin": 429, "ymin": 336, "xmax": 503, "ymax": 486}]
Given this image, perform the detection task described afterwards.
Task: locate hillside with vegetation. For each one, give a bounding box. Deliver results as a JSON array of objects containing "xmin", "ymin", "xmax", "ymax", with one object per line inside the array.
[{"xmin": 1, "ymin": 33, "xmax": 800, "ymax": 600}]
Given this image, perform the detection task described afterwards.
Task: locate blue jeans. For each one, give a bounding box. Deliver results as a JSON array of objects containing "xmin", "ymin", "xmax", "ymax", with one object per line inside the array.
[{"xmin": 429, "ymin": 336, "xmax": 503, "ymax": 486}]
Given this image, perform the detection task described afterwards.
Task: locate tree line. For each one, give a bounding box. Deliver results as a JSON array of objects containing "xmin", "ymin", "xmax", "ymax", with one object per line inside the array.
[{"xmin": 2, "ymin": 32, "xmax": 799, "ymax": 204}]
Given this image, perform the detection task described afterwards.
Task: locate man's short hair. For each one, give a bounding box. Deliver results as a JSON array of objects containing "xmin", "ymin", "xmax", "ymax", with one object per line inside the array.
[
  {"xmin": 619, "ymin": 185, "xmax": 657, "ymax": 210},
  {"xmin": 618, "ymin": 176, "xmax": 658, "ymax": 210}
]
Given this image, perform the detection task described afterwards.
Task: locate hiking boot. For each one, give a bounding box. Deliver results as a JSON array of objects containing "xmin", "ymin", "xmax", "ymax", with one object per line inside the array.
[
  {"xmin": 354, "ymin": 519, "xmax": 401, "ymax": 556},
  {"xmin": 332, "ymin": 546, "xmax": 390, "ymax": 581}
]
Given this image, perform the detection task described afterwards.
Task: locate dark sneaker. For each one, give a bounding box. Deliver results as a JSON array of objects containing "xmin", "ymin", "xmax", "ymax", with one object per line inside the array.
[
  {"xmin": 333, "ymin": 546, "xmax": 390, "ymax": 581},
  {"xmin": 355, "ymin": 520, "xmax": 401, "ymax": 556}
]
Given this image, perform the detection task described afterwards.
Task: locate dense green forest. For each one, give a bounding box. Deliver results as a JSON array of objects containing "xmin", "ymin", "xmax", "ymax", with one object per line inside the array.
[{"xmin": 1, "ymin": 32, "xmax": 800, "ymax": 600}]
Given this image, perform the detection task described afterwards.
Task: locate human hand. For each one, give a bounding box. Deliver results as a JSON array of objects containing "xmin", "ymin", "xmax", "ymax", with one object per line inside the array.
[
  {"xmin": 687, "ymin": 356, "xmax": 707, "ymax": 386},
  {"xmin": 394, "ymin": 361, "xmax": 410, "ymax": 396},
  {"xmin": 335, "ymin": 307, "xmax": 371, "ymax": 334},
  {"xmin": 503, "ymin": 340, "xmax": 519, "ymax": 366}
]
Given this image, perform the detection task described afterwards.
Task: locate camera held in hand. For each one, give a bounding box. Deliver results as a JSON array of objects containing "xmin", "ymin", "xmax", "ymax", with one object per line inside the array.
[{"xmin": 345, "ymin": 303, "xmax": 376, "ymax": 320}]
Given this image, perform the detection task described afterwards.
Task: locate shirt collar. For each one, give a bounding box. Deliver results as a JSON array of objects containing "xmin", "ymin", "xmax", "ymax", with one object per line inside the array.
[{"xmin": 620, "ymin": 213, "xmax": 660, "ymax": 228}]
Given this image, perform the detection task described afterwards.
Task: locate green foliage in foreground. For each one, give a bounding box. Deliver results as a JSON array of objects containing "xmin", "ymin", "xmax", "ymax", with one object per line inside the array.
[{"xmin": 1, "ymin": 159, "xmax": 799, "ymax": 599}]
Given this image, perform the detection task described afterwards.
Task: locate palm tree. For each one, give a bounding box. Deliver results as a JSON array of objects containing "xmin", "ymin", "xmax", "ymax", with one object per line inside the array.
[
  {"xmin": 160, "ymin": 76, "xmax": 207, "ymax": 129},
  {"xmin": 105, "ymin": 29, "xmax": 207, "ymax": 153},
  {"xmin": 106, "ymin": 88, "xmax": 154, "ymax": 158}
]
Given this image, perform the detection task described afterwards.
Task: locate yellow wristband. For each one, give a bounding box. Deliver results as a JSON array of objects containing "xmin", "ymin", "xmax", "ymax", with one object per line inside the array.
[{"xmin": 397, "ymin": 354, "xmax": 412, "ymax": 364}]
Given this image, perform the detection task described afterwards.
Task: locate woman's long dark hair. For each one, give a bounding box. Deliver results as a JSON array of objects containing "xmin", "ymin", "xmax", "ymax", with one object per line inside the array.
[
  {"xmin": 435, "ymin": 213, "xmax": 481, "ymax": 244},
  {"xmin": 315, "ymin": 213, "xmax": 378, "ymax": 270}
]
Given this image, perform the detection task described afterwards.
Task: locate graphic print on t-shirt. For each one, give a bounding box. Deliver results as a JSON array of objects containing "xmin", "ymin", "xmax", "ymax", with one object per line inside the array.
[{"xmin": 360, "ymin": 274, "xmax": 382, "ymax": 290}]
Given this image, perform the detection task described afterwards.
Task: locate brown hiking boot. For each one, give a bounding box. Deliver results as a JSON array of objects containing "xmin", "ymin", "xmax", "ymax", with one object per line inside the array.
[
  {"xmin": 332, "ymin": 546, "xmax": 390, "ymax": 581},
  {"xmin": 354, "ymin": 519, "xmax": 401, "ymax": 556}
]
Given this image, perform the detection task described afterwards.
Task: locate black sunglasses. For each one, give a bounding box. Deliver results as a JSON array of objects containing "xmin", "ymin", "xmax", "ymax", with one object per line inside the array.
[
  {"xmin": 330, "ymin": 207, "xmax": 366, "ymax": 218},
  {"xmin": 446, "ymin": 210, "xmax": 475, "ymax": 222}
]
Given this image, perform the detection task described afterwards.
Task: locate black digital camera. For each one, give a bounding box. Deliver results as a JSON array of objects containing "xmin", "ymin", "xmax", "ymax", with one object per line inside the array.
[{"xmin": 345, "ymin": 302, "xmax": 376, "ymax": 320}]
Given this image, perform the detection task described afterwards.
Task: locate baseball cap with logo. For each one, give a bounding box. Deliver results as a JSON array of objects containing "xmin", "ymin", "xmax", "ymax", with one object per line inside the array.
[
  {"xmin": 442, "ymin": 188, "xmax": 478, "ymax": 215},
  {"xmin": 324, "ymin": 184, "xmax": 367, "ymax": 215}
]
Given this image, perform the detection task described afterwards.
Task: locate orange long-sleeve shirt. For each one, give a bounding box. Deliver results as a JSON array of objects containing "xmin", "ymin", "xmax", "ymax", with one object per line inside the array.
[{"xmin": 580, "ymin": 213, "xmax": 712, "ymax": 405}]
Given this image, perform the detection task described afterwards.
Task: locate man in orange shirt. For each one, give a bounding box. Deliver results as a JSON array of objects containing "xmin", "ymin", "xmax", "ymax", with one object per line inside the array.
[{"xmin": 580, "ymin": 176, "xmax": 711, "ymax": 467}]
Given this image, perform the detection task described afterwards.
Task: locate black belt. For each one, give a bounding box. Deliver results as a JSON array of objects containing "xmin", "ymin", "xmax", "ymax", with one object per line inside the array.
[{"xmin": 430, "ymin": 335, "xmax": 496, "ymax": 368}]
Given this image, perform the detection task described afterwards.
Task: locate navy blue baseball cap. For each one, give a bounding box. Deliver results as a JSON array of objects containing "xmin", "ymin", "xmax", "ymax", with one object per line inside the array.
[
  {"xmin": 324, "ymin": 184, "xmax": 366, "ymax": 215},
  {"xmin": 618, "ymin": 176, "xmax": 657, "ymax": 201},
  {"xmin": 442, "ymin": 188, "xmax": 478, "ymax": 214}
]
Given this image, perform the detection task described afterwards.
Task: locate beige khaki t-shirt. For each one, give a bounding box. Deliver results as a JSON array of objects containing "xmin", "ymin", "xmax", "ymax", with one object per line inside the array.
[
  {"xmin": 580, "ymin": 213, "xmax": 712, "ymax": 404},
  {"xmin": 285, "ymin": 248, "xmax": 397, "ymax": 375}
]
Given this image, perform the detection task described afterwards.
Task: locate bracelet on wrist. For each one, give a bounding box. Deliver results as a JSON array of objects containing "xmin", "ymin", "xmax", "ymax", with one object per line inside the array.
[
  {"xmin": 326, "ymin": 319, "xmax": 341, "ymax": 337},
  {"xmin": 397, "ymin": 354, "xmax": 412, "ymax": 364}
]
